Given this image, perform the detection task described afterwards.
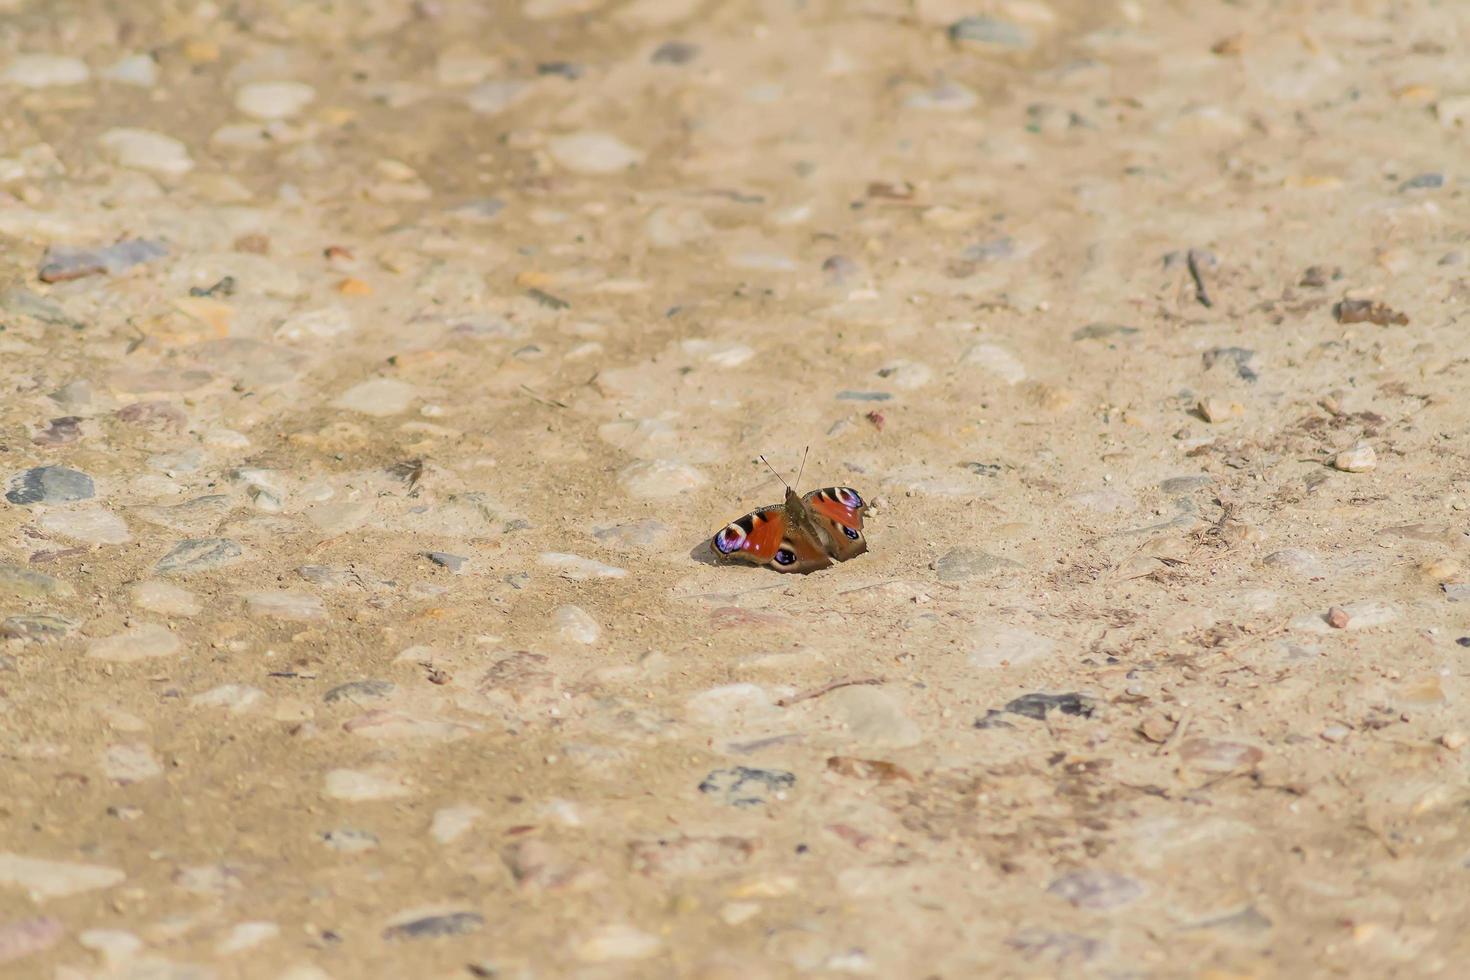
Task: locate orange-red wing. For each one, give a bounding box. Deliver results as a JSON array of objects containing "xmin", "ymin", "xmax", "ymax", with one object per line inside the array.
[
  {"xmin": 803, "ymin": 487, "xmax": 868, "ymax": 562},
  {"xmin": 712, "ymin": 506, "xmax": 786, "ymax": 563}
]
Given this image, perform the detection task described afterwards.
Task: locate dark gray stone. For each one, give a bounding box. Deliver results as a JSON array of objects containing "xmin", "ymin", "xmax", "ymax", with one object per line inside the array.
[
  {"xmin": 698, "ymin": 766, "xmax": 795, "ymax": 808},
  {"xmin": 948, "ymin": 16, "xmax": 1033, "ymax": 49},
  {"xmin": 424, "ymin": 552, "xmax": 468, "ymax": 572},
  {"xmin": 382, "ymin": 911, "xmax": 483, "ymax": 940},
  {"xmin": 5, "ymin": 466, "xmax": 95, "ymax": 505},
  {"xmin": 651, "ymin": 40, "xmax": 699, "ymax": 64},
  {"xmin": 324, "ymin": 680, "xmax": 395, "ymax": 703}
]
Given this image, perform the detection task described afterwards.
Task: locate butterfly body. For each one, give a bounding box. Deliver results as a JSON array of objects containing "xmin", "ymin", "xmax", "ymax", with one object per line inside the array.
[{"xmin": 711, "ymin": 485, "xmax": 868, "ymax": 573}]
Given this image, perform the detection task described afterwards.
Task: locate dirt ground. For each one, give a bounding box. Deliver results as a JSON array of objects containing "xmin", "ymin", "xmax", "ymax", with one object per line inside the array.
[{"xmin": 2, "ymin": 0, "xmax": 1469, "ymax": 976}]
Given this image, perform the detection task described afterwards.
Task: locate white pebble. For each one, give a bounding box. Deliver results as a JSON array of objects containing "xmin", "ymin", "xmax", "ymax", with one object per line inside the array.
[
  {"xmin": 574, "ymin": 924, "xmax": 662, "ymax": 962},
  {"xmin": 276, "ymin": 306, "xmax": 353, "ymax": 342},
  {"xmin": 554, "ymin": 604, "xmax": 601, "ymax": 644},
  {"xmin": 323, "ymin": 769, "xmax": 414, "ymax": 802},
  {"xmin": 962, "ymin": 343, "xmax": 1027, "ymax": 384},
  {"xmin": 0, "ymin": 854, "xmax": 125, "ymax": 900},
  {"xmin": 130, "ymin": 581, "xmax": 200, "ymax": 617},
  {"xmin": 333, "ymin": 378, "xmax": 417, "ymax": 416},
  {"xmin": 78, "ymin": 929, "xmax": 144, "ymax": 964},
  {"xmin": 618, "ymin": 459, "xmax": 707, "ymax": 497},
  {"xmin": 430, "ymin": 805, "xmax": 485, "ymax": 844},
  {"xmin": 98, "ymin": 128, "xmax": 194, "ymax": 177},
  {"xmin": 235, "ymin": 81, "xmax": 316, "ymax": 120},
  {"xmin": 547, "ymin": 131, "xmax": 645, "ymax": 175},
  {"xmin": 2, "ymin": 54, "xmax": 90, "ymax": 88},
  {"xmin": 102, "ymin": 54, "xmax": 158, "ymax": 88},
  {"xmin": 539, "ymin": 553, "xmax": 627, "ymax": 580},
  {"xmin": 1334, "ymin": 443, "xmax": 1376, "ymax": 473},
  {"xmin": 525, "ymin": 0, "xmax": 609, "ymax": 18},
  {"xmin": 38, "ymin": 506, "xmax": 130, "ymax": 545},
  {"xmin": 190, "ymin": 685, "xmax": 266, "ymax": 714},
  {"xmin": 242, "ymin": 591, "xmax": 326, "ymax": 621},
  {"xmin": 100, "ymin": 743, "xmax": 162, "ymax": 783},
  {"xmin": 87, "ymin": 624, "xmax": 181, "ymax": 662},
  {"xmin": 216, "ymin": 921, "xmax": 279, "ymax": 955}
]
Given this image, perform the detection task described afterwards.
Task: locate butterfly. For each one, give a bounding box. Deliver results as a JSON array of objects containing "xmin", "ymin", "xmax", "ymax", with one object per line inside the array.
[{"xmin": 709, "ymin": 454, "xmax": 869, "ymax": 573}]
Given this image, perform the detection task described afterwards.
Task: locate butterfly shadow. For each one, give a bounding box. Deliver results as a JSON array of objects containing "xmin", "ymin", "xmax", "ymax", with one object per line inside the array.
[{"xmin": 688, "ymin": 538, "xmax": 721, "ymax": 567}]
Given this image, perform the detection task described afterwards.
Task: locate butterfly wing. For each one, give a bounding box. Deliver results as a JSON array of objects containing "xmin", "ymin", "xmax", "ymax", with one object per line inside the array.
[
  {"xmin": 711, "ymin": 504, "xmax": 834, "ymax": 573},
  {"xmin": 802, "ymin": 486, "xmax": 868, "ymax": 562}
]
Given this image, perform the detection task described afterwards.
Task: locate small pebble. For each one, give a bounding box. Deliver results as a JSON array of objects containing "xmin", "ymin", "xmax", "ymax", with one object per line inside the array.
[
  {"xmin": 0, "ymin": 916, "xmax": 64, "ymax": 964},
  {"xmin": 321, "ymin": 828, "xmax": 379, "ymax": 853},
  {"xmin": 1333, "ymin": 444, "xmax": 1376, "ymax": 473},
  {"xmin": 88, "ymin": 624, "xmax": 181, "ymax": 662},
  {"xmin": 553, "ymin": 604, "xmax": 601, "ymax": 644},
  {"xmin": 0, "ymin": 854, "xmax": 125, "ymax": 900},
  {"xmin": 242, "ymin": 591, "xmax": 326, "ymax": 621},
  {"xmin": 216, "ymin": 921, "xmax": 279, "ymax": 955},
  {"xmin": 573, "ymin": 924, "xmax": 662, "ymax": 962},
  {"xmin": 382, "ymin": 911, "xmax": 484, "ymax": 940},
  {"xmin": 1326, "ymin": 606, "xmax": 1350, "ymax": 629},
  {"xmin": 1197, "ymin": 398, "xmax": 1242, "ymax": 423},
  {"xmin": 322, "ymin": 768, "xmax": 414, "ymax": 802},
  {"xmin": 100, "ymin": 743, "xmax": 162, "ymax": 783},
  {"xmin": 1441, "ymin": 732, "xmax": 1468, "ymax": 751},
  {"xmin": 98, "ymin": 128, "xmax": 195, "ymax": 177},
  {"xmin": 547, "ymin": 131, "xmax": 645, "ymax": 175},
  {"xmin": 156, "ymin": 538, "xmax": 244, "ymax": 574},
  {"xmin": 334, "ymin": 378, "xmax": 417, "ymax": 416},
  {"xmin": 424, "ymin": 552, "xmax": 468, "ymax": 573},
  {"xmin": 948, "ymin": 16, "xmax": 1034, "ymax": 49},
  {"xmin": 102, "ymin": 54, "xmax": 159, "ymax": 87},
  {"xmin": 235, "ymin": 81, "xmax": 316, "ymax": 120},
  {"xmin": 190, "ymin": 685, "xmax": 266, "ymax": 713},
  {"xmin": 539, "ymin": 553, "xmax": 627, "ymax": 579},
  {"xmin": 430, "ymin": 805, "xmax": 485, "ymax": 844},
  {"xmin": 1046, "ymin": 870, "xmax": 1145, "ymax": 910},
  {"xmin": 1, "ymin": 54, "xmax": 90, "ymax": 88},
  {"xmin": 619, "ymin": 459, "xmax": 708, "ymax": 497}
]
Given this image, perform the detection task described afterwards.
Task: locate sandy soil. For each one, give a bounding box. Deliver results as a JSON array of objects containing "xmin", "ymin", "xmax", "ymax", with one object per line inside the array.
[{"xmin": 1, "ymin": 0, "xmax": 1469, "ymax": 976}]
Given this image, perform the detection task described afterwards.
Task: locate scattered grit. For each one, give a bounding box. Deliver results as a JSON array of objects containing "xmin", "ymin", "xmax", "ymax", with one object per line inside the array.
[{"xmin": 1, "ymin": 0, "xmax": 1469, "ymax": 976}]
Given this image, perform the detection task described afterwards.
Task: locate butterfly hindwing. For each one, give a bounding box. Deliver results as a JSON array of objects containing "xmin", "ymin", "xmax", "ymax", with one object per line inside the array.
[{"xmin": 802, "ymin": 486, "xmax": 868, "ymax": 562}]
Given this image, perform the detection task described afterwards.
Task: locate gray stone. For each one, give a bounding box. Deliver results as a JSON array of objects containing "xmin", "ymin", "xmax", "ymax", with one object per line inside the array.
[
  {"xmin": 382, "ymin": 911, "xmax": 483, "ymax": 940},
  {"xmin": 323, "ymin": 680, "xmax": 395, "ymax": 703},
  {"xmin": 424, "ymin": 552, "xmax": 468, "ymax": 572},
  {"xmin": 948, "ymin": 16, "xmax": 1035, "ymax": 49},
  {"xmin": 5, "ymin": 466, "xmax": 95, "ymax": 505},
  {"xmin": 0, "ymin": 614, "xmax": 78, "ymax": 643},
  {"xmin": 1159, "ymin": 475, "xmax": 1213, "ymax": 494},
  {"xmin": 698, "ymin": 767, "xmax": 795, "ymax": 808},
  {"xmin": 1046, "ymin": 870, "xmax": 1146, "ymax": 910},
  {"xmin": 0, "ymin": 564, "xmax": 73, "ymax": 599},
  {"xmin": 38, "ymin": 238, "xmax": 168, "ymax": 283},
  {"xmin": 933, "ymin": 547, "xmax": 1021, "ymax": 582},
  {"xmin": 591, "ymin": 518, "xmax": 671, "ymax": 549},
  {"xmin": 156, "ymin": 538, "xmax": 244, "ymax": 575}
]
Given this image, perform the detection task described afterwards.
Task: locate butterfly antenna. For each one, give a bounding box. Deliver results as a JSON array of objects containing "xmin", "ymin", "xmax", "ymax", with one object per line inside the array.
[
  {"xmin": 795, "ymin": 446, "xmax": 809, "ymax": 492},
  {"xmin": 757, "ymin": 454, "xmax": 790, "ymax": 490}
]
